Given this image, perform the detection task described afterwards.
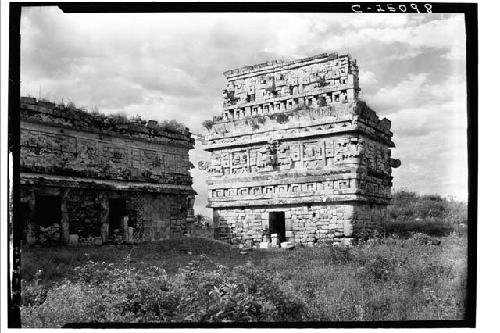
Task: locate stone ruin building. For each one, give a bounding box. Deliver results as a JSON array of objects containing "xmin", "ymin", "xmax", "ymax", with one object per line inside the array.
[
  {"xmin": 201, "ymin": 52, "xmax": 400, "ymax": 247},
  {"xmin": 19, "ymin": 97, "xmax": 196, "ymax": 246}
]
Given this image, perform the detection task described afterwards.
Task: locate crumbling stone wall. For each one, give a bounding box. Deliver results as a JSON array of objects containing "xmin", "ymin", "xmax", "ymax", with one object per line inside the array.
[
  {"xmin": 220, "ymin": 52, "xmax": 359, "ymax": 121},
  {"xmin": 20, "ymin": 113, "xmax": 192, "ymax": 185},
  {"xmin": 20, "ymin": 97, "xmax": 196, "ymax": 246},
  {"xmin": 202, "ymin": 52, "xmax": 399, "ymax": 247}
]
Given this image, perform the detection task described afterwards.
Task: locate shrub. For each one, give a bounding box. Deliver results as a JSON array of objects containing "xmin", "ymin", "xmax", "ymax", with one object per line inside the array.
[
  {"xmin": 159, "ymin": 120, "xmax": 188, "ymax": 134},
  {"xmin": 21, "ymin": 233, "xmax": 467, "ymax": 326},
  {"xmin": 317, "ymin": 76, "xmax": 329, "ymax": 87},
  {"xmin": 275, "ymin": 113, "xmax": 289, "ymax": 124},
  {"xmin": 21, "ymin": 255, "xmax": 310, "ymax": 326},
  {"xmin": 380, "ymin": 220, "xmax": 455, "ymax": 238},
  {"xmin": 389, "ymin": 190, "xmax": 467, "ymax": 224},
  {"xmin": 21, "ymin": 280, "xmax": 129, "ymax": 327},
  {"xmin": 109, "ymin": 113, "xmax": 128, "ymax": 124},
  {"xmin": 385, "ymin": 190, "xmax": 468, "ymax": 237},
  {"xmin": 201, "ymin": 120, "xmax": 214, "ymax": 130},
  {"xmin": 21, "ymin": 281, "xmax": 49, "ymax": 307}
]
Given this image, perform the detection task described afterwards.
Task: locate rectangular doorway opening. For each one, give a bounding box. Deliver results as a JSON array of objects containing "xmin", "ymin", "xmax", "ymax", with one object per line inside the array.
[
  {"xmin": 35, "ymin": 195, "xmax": 61, "ymax": 227},
  {"xmin": 269, "ymin": 211, "xmax": 286, "ymax": 242},
  {"xmin": 109, "ymin": 198, "xmax": 126, "ymax": 234}
]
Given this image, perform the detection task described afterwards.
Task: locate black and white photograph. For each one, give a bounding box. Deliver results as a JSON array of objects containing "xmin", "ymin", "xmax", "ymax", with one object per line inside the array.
[{"xmin": 3, "ymin": 1, "xmax": 481, "ymax": 329}]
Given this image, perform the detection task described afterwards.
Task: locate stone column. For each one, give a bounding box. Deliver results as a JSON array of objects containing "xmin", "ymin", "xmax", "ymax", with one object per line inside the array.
[
  {"xmin": 60, "ymin": 189, "xmax": 70, "ymax": 244},
  {"xmin": 98, "ymin": 193, "xmax": 109, "ymax": 243},
  {"xmin": 121, "ymin": 216, "xmax": 129, "ymax": 242},
  {"xmin": 26, "ymin": 190, "xmax": 36, "ymax": 245},
  {"xmin": 101, "ymin": 223, "xmax": 109, "ymax": 243}
]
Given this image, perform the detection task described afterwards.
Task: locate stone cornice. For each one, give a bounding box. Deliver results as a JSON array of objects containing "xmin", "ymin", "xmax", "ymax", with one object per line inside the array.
[
  {"xmin": 20, "ymin": 173, "xmax": 197, "ymax": 195},
  {"xmin": 207, "ymin": 194, "xmax": 390, "ymax": 208}
]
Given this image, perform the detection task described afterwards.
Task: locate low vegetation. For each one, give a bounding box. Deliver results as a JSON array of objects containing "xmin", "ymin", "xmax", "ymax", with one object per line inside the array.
[{"xmin": 20, "ymin": 191, "xmax": 469, "ymax": 326}]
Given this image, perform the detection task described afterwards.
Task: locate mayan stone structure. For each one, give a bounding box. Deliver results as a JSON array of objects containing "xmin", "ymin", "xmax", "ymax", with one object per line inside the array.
[
  {"xmin": 201, "ymin": 52, "xmax": 400, "ymax": 247},
  {"xmin": 19, "ymin": 97, "xmax": 196, "ymax": 246}
]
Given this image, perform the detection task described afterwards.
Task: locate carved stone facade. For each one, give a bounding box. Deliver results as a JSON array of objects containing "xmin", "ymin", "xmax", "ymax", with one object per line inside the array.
[
  {"xmin": 202, "ymin": 52, "xmax": 399, "ymax": 246},
  {"xmin": 19, "ymin": 97, "xmax": 196, "ymax": 246}
]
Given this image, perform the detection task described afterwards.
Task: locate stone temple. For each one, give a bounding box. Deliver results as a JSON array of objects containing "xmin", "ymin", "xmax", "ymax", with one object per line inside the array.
[
  {"xmin": 19, "ymin": 97, "xmax": 196, "ymax": 246},
  {"xmin": 201, "ymin": 52, "xmax": 400, "ymax": 247}
]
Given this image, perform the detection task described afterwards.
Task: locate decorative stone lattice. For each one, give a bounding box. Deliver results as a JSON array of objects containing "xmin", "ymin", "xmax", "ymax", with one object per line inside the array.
[{"xmin": 201, "ymin": 52, "xmax": 400, "ymax": 247}]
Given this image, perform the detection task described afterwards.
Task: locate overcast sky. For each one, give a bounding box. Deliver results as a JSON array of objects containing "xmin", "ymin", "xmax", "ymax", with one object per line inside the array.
[{"xmin": 20, "ymin": 7, "xmax": 467, "ymax": 216}]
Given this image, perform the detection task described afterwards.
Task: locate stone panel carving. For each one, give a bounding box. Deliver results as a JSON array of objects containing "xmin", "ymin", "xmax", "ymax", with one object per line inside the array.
[
  {"xmin": 20, "ymin": 127, "xmax": 192, "ymax": 184},
  {"xmin": 202, "ymin": 52, "xmax": 399, "ymax": 246},
  {"xmin": 20, "ymin": 97, "xmax": 196, "ymax": 245}
]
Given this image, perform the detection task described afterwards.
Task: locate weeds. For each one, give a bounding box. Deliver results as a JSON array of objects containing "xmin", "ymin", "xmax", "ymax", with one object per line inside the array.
[
  {"xmin": 21, "ymin": 233, "xmax": 467, "ymax": 326},
  {"xmin": 20, "ymin": 190, "xmax": 469, "ymax": 326}
]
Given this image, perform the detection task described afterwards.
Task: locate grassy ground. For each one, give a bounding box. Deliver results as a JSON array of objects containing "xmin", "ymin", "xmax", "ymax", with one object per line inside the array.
[
  {"xmin": 20, "ymin": 190, "xmax": 469, "ymax": 325},
  {"xmin": 21, "ymin": 238, "xmax": 273, "ymax": 285},
  {"xmin": 20, "ymin": 230, "xmax": 468, "ymax": 325}
]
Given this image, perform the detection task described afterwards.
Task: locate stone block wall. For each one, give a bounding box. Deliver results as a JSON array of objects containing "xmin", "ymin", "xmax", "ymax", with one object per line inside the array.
[
  {"xmin": 214, "ymin": 203, "xmax": 387, "ymax": 246},
  {"xmin": 136, "ymin": 192, "xmax": 193, "ymax": 241},
  {"xmin": 19, "ymin": 97, "xmax": 196, "ymax": 246},
  {"xmin": 202, "ymin": 52, "xmax": 399, "ymax": 247},
  {"xmin": 20, "ymin": 185, "xmax": 194, "ymax": 246}
]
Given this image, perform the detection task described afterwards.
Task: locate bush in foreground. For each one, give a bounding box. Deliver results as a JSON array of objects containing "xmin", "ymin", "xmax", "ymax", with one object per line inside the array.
[
  {"xmin": 21, "ymin": 232, "xmax": 467, "ymax": 326},
  {"xmin": 21, "ymin": 255, "xmax": 309, "ymax": 326}
]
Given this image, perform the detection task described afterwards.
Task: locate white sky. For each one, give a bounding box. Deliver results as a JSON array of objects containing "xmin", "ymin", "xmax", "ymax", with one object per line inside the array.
[{"xmin": 20, "ymin": 8, "xmax": 468, "ymax": 216}]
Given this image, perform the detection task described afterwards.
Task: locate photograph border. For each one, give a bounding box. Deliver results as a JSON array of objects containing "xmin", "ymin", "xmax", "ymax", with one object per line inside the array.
[{"xmin": 6, "ymin": 2, "xmax": 478, "ymax": 328}]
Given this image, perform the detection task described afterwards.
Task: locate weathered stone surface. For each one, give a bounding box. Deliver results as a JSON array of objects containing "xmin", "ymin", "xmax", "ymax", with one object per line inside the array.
[
  {"xmin": 20, "ymin": 97, "xmax": 196, "ymax": 246},
  {"xmin": 202, "ymin": 52, "xmax": 399, "ymax": 247}
]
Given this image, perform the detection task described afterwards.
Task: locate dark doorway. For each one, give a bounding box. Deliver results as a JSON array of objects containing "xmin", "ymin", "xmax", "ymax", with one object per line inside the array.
[
  {"xmin": 269, "ymin": 211, "xmax": 286, "ymax": 242},
  {"xmin": 35, "ymin": 195, "xmax": 61, "ymax": 227},
  {"xmin": 109, "ymin": 198, "xmax": 126, "ymax": 232}
]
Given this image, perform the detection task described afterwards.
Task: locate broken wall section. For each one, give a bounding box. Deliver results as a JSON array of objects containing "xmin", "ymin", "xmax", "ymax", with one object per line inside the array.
[
  {"xmin": 20, "ymin": 97, "xmax": 197, "ymax": 246},
  {"xmin": 20, "ymin": 98, "xmax": 194, "ymax": 185}
]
